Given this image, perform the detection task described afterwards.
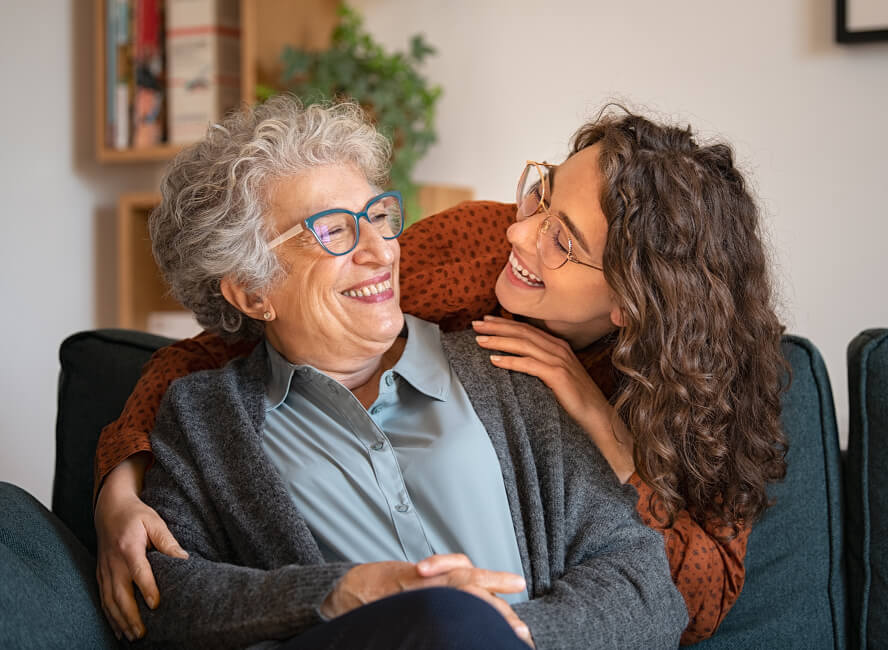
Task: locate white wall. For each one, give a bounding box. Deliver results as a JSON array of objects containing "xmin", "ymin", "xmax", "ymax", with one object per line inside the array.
[
  {"xmin": 0, "ymin": 2, "xmax": 163, "ymax": 506},
  {"xmin": 353, "ymin": 0, "xmax": 888, "ymax": 438},
  {"xmin": 0, "ymin": 0, "xmax": 886, "ymax": 506}
]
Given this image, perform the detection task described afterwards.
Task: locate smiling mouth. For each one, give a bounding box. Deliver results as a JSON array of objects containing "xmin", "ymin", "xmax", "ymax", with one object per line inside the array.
[
  {"xmin": 508, "ymin": 252, "xmax": 545, "ymax": 287},
  {"xmin": 342, "ymin": 278, "xmax": 392, "ymax": 298}
]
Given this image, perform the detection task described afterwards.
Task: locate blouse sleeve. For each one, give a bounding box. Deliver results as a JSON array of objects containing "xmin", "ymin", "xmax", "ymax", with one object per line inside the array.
[
  {"xmin": 92, "ymin": 332, "xmax": 256, "ymax": 496},
  {"xmin": 399, "ymin": 201, "xmax": 515, "ymax": 331},
  {"xmin": 627, "ymin": 473, "xmax": 750, "ymax": 645}
]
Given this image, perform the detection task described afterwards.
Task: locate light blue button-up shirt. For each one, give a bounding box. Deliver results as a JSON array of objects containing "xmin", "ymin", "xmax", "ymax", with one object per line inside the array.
[{"xmin": 262, "ymin": 314, "xmax": 527, "ymax": 603}]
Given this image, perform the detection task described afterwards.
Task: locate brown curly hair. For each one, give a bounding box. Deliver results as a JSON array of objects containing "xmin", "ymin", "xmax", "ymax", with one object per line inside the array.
[{"xmin": 571, "ymin": 108, "xmax": 788, "ymax": 540}]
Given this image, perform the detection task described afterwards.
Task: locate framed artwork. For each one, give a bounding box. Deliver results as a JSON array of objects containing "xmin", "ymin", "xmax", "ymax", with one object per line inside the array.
[{"xmin": 837, "ymin": 0, "xmax": 888, "ymax": 42}]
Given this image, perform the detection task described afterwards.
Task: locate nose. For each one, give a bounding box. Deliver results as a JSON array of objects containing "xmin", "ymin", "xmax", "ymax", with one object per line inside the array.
[
  {"xmin": 507, "ymin": 211, "xmax": 540, "ymax": 259},
  {"xmin": 351, "ymin": 218, "xmax": 396, "ymax": 266}
]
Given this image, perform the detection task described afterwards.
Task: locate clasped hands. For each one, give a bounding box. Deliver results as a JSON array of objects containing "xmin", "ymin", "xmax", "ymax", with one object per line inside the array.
[{"xmin": 322, "ymin": 554, "xmax": 533, "ymax": 646}]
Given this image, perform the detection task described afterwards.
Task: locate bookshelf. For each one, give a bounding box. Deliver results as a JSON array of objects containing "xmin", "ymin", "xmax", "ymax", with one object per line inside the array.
[{"xmin": 95, "ymin": 0, "xmax": 339, "ymax": 163}]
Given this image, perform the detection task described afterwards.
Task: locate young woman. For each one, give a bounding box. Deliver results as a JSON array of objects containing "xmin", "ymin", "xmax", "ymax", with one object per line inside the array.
[{"xmin": 93, "ymin": 107, "xmax": 786, "ymax": 645}]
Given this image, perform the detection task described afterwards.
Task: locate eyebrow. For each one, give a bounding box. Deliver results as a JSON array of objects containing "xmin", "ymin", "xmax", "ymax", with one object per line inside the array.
[{"xmin": 557, "ymin": 211, "xmax": 592, "ymax": 254}]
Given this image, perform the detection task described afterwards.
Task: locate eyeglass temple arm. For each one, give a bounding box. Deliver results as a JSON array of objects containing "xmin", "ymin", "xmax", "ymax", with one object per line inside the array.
[{"xmin": 267, "ymin": 221, "xmax": 306, "ymax": 249}]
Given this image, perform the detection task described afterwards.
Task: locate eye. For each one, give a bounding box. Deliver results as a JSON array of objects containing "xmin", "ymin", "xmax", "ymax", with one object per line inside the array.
[
  {"xmin": 547, "ymin": 221, "xmax": 570, "ymax": 253},
  {"xmin": 368, "ymin": 210, "xmax": 388, "ymax": 224},
  {"xmin": 313, "ymin": 223, "xmax": 348, "ymax": 244}
]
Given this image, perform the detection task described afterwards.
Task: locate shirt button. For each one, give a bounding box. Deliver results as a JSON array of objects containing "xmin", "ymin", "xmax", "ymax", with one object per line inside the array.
[
  {"xmin": 384, "ymin": 375, "xmax": 394, "ymax": 387},
  {"xmin": 371, "ymin": 441, "xmax": 385, "ymax": 451},
  {"xmin": 370, "ymin": 405, "xmax": 382, "ymax": 415},
  {"xmin": 395, "ymin": 503, "xmax": 410, "ymax": 513}
]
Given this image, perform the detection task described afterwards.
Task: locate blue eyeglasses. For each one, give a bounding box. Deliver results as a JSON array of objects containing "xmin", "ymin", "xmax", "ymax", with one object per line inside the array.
[{"xmin": 268, "ymin": 191, "xmax": 404, "ymax": 256}]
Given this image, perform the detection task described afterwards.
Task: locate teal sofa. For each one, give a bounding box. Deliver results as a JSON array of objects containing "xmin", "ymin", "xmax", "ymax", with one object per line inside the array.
[{"xmin": 0, "ymin": 328, "xmax": 883, "ymax": 648}]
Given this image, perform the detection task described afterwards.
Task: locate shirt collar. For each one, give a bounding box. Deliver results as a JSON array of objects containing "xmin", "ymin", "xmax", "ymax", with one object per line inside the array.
[
  {"xmin": 263, "ymin": 314, "xmax": 451, "ymax": 411},
  {"xmin": 392, "ymin": 314, "xmax": 451, "ymax": 402},
  {"xmin": 264, "ymin": 340, "xmax": 302, "ymax": 410}
]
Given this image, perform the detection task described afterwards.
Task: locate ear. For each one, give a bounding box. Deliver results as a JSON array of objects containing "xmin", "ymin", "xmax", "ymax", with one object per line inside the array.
[
  {"xmin": 220, "ymin": 276, "xmax": 272, "ymax": 321},
  {"xmin": 608, "ymin": 301, "xmax": 625, "ymax": 328}
]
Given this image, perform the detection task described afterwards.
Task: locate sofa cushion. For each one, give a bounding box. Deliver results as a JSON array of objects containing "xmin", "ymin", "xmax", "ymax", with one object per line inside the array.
[
  {"xmin": 54, "ymin": 329, "xmax": 174, "ymax": 556},
  {"xmin": 846, "ymin": 329, "xmax": 888, "ymax": 650},
  {"xmin": 0, "ymin": 482, "xmax": 118, "ymax": 648},
  {"xmin": 694, "ymin": 336, "xmax": 846, "ymax": 649}
]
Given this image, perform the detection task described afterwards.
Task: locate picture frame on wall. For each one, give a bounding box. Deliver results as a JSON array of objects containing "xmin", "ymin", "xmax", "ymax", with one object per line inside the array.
[{"xmin": 836, "ymin": 0, "xmax": 888, "ymax": 42}]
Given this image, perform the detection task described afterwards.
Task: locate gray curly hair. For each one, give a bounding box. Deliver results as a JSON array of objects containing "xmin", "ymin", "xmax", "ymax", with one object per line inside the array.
[{"xmin": 149, "ymin": 95, "xmax": 392, "ymax": 340}]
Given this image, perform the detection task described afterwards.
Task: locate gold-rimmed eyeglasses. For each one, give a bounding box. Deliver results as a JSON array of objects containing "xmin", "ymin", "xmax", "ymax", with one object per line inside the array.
[{"xmin": 516, "ymin": 161, "xmax": 603, "ymax": 272}]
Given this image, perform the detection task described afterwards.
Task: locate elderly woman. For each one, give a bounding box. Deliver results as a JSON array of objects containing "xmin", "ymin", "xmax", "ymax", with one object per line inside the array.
[{"xmin": 127, "ymin": 95, "xmax": 684, "ymax": 649}]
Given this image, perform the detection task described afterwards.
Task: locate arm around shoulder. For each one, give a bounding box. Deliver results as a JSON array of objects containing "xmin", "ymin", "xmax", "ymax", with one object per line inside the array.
[{"xmin": 93, "ymin": 331, "xmax": 256, "ymax": 497}]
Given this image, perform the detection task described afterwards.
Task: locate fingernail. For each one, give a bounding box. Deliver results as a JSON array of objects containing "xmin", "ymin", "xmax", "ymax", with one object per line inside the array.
[
  {"xmin": 484, "ymin": 315, "xmax": 495, "ymax": 320},
  {"xmin": 146, "ymin": 595, "xmax": 156, "ymax": 608},
  {"xmin": 125, "ymin": 630, "xmax": 134, "ymax": 642},
  {"xmin": 475, "ymin": 335, "xmax": 489, "ymax": 343},
  {"xmin": 490, "ymin": 355, "xmax": 502, "ymax": 362},
  {"xmin": 516, "ymin": 624, "xmax": 529, "ymax": 638},
  {"xmin": 114, "ymin": 631, "xmax": 121, "ymax": 641},
  {"xmin": 472, "ymin": 320, "xmax": 484, "ymax": 327}
]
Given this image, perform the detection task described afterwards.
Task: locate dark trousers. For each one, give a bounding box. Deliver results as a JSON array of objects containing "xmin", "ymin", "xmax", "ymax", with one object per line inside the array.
[{"xmin": 282, "ymin": 587, "xmax": 529, "ymax": 650}]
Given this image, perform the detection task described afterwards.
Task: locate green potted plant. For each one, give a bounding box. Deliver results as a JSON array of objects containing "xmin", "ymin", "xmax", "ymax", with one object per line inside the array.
[{"xmin": 260, "ymin": 4, "xmax": 442, "ymax": 223}]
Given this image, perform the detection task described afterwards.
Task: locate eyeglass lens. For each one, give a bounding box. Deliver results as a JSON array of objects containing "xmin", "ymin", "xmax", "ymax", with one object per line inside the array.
[
  {"xmin": 516, "ymin": 163, "xmax": 549, "ymax": 219},
  {"xmin": 310, "ymin": 195, "xmax": 403, "ymax": 254},
  {"xmin": 538, "ymin": 217, "xmax": 574, "ymax": 269}
]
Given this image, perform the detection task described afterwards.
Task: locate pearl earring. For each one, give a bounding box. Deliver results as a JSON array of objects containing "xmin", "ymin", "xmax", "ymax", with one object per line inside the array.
[{"xmin": 263, "ymin": 311, "xmax": 273, "ymax": 321}]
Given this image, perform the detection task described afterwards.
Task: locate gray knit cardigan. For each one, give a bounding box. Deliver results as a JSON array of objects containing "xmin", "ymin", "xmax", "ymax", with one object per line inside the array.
[{"xmin": 138, "ymin": 330, "xmax": 687, "ymax": 649}]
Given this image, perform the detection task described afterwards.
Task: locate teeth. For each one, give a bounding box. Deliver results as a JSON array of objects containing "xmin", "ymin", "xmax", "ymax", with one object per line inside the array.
[
  {"xmin": 509, "ymin": 253, "xmax": 544, "ymax": 286},
  {"xmin": 343, "ymin": 279, "xmax": 393, "ymax": 298}
]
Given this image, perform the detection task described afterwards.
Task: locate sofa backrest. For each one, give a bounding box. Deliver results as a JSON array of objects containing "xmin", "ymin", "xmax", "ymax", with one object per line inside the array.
[
  {"xmin": 55, "ymin": 330, "xmax": 848, "ymax": 647},
  {"xmin": 54, "ymin": 329, "xmax": 174, "ymax": 556},
  {"xmin": 846, "ymin": 329, "xmax": 888, "ymax": 650},
  {"xmin": 693, "ymin": 335, "xmax": 846, "ymax": 648}
]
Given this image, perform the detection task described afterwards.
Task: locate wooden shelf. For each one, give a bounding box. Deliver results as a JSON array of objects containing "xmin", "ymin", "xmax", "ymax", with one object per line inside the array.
[
  {"xmin": 98, "ymin": 143, "xmax": 187, "ymax": 164},
  {"xmin": 95, "ymin": 0, "xmax": 338, "ymax": 164},
  {"xmin": 117, "ymin": 191, "xmax": 179, "ymax": 330},
  {"xmin": 117, "ymin": 185, "xmax": 473, "ymax": 334}
]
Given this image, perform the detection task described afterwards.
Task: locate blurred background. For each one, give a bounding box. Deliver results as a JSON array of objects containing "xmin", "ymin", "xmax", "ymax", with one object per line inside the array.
[{"xmin": 1, "ymin": 0, "xmax": 886, "ymax": 506}]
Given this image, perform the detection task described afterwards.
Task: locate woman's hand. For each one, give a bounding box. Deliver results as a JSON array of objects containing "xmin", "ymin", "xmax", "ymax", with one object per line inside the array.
[
  {"xmin": 417, "ymin": 554, "xmax": 534, "ymax": 647},
  {"xmin": 473, "ymin": 316, "xmax": 635, "ymax": 482},
  {"xmin": 94, "ymin": 454, "xmax": 188, "ymax": 641},
  {"xmin": 322, "ymin": 554, "xmax": 532, "ymax": 646}
]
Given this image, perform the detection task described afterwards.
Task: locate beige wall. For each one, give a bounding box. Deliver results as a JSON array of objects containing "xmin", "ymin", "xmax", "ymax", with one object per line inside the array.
[{"xmin": 1, "ymin": 0, "xmax": 886, "ymax": 505}]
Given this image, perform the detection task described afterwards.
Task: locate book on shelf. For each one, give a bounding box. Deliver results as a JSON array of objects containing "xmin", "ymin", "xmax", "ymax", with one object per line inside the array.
[
  {"xmin": 132, "ymin": 0, "xmax": 166, "ymax": 148},
  {"xmin": 105, "ymin": 0, "xmax": 117, "ymax": 146},
  {"xmin": 112, "ymin": 0, "xmax": 133, "ymax": 149},
  {"xmin": 104, "ymin": 0, "xmax": 241, "ymax": 152},
  {"xmin": 166, "ymin": 0, "xmax": 241, "ymax": 144}
]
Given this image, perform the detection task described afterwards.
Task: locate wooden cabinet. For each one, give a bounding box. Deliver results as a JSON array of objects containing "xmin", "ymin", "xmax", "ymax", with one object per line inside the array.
[{"xmin": 116, "ymin": 192, "xmax": 170, "ymax": 331}]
